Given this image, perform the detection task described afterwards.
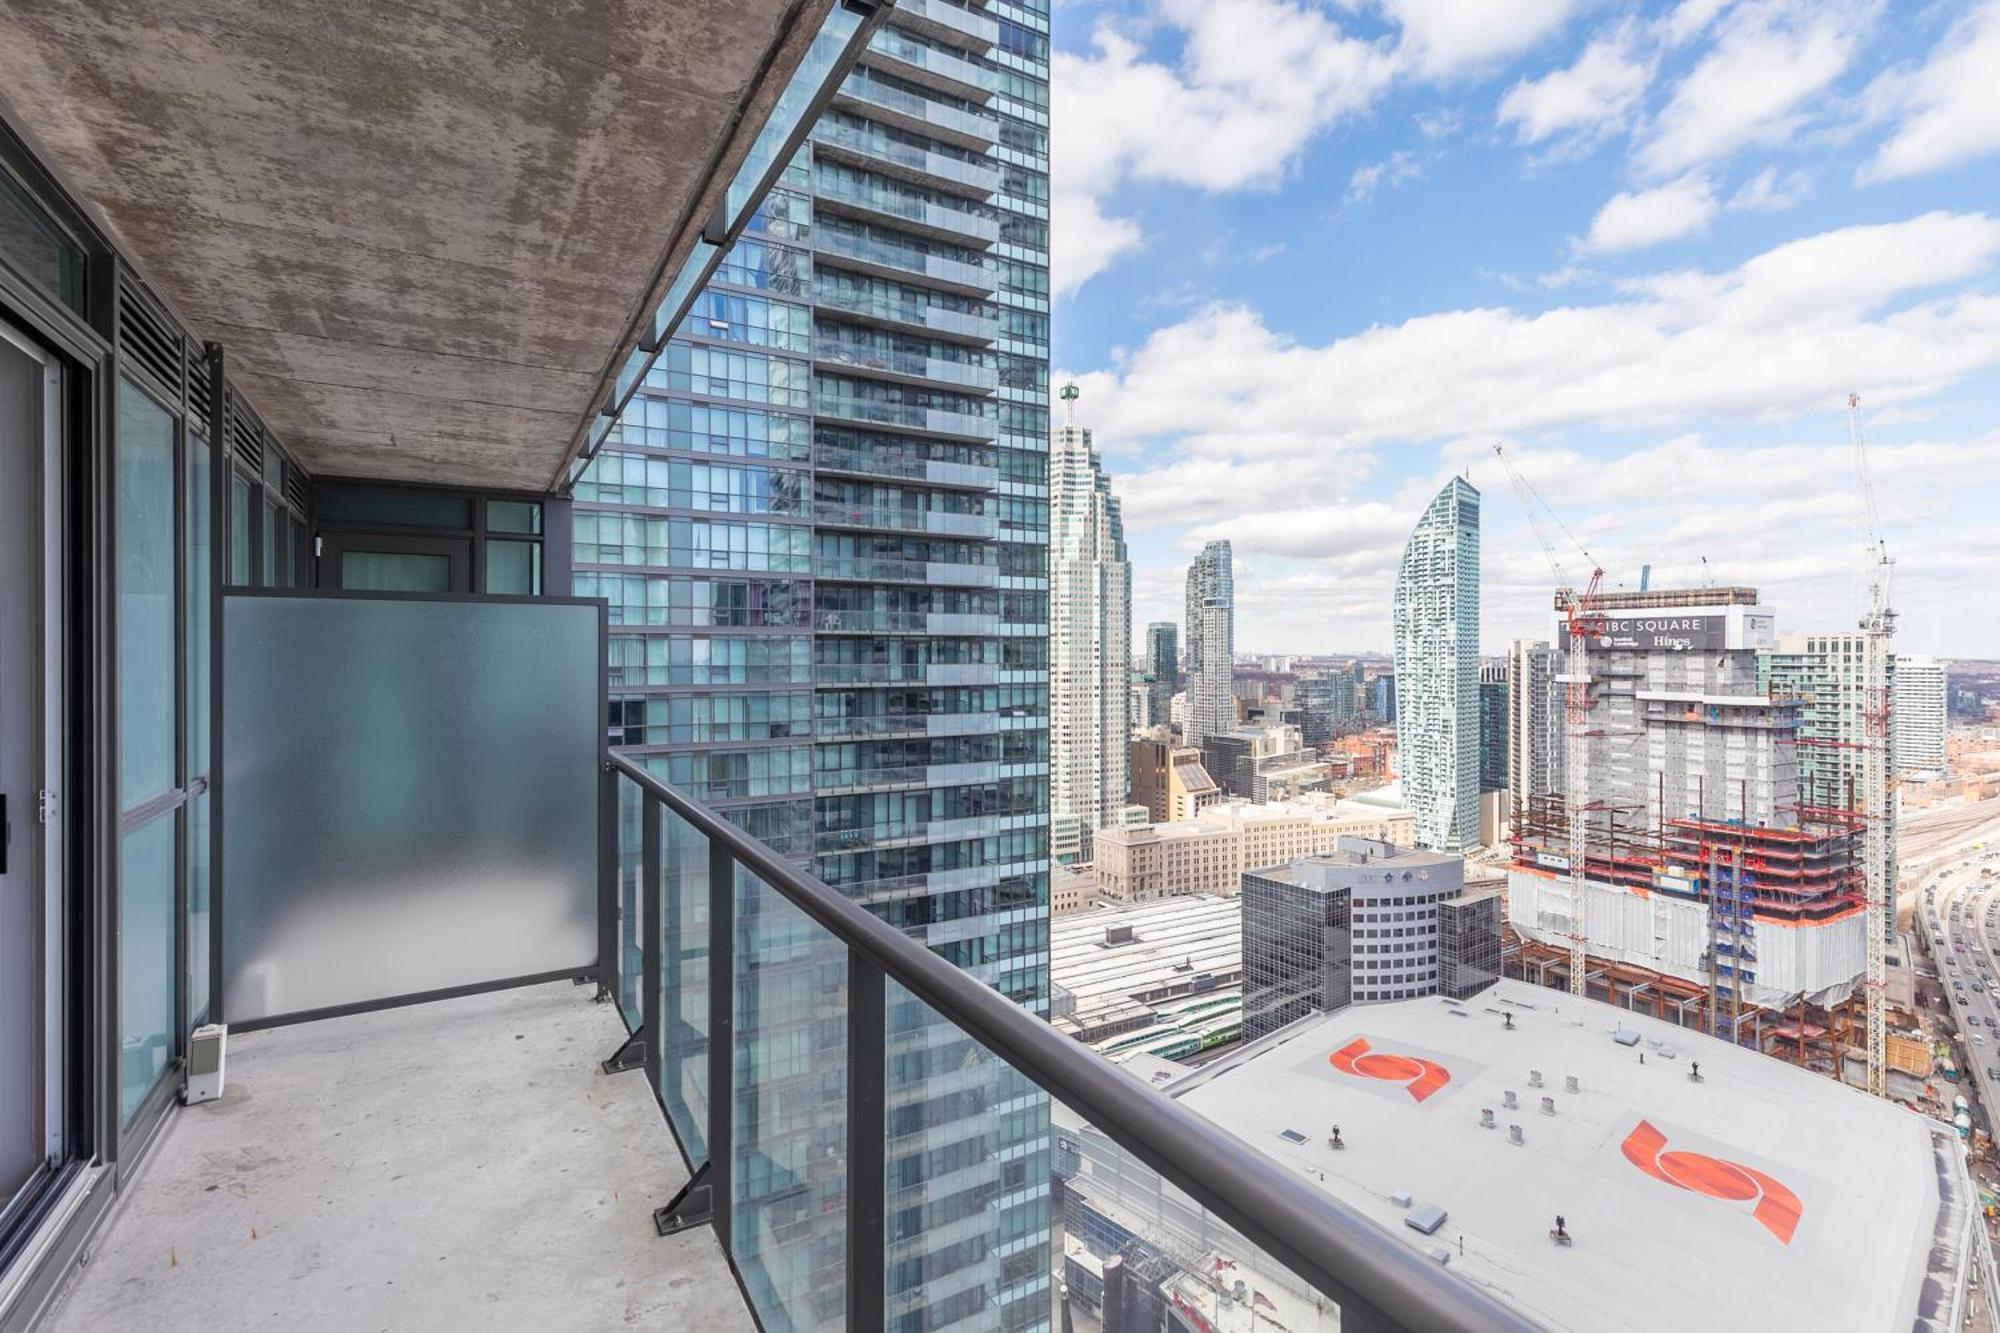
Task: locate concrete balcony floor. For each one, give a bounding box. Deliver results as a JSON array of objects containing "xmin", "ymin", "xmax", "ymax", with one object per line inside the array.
[{"xmin": 42, "ymin": 983, "xmax": 749, "ymax": 1332}]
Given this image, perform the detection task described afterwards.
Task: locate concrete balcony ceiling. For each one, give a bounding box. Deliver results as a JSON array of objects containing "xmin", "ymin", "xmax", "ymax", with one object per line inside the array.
[{"xmin": 0, "ymin": 0, "xmax": 838, "ymax": 489}]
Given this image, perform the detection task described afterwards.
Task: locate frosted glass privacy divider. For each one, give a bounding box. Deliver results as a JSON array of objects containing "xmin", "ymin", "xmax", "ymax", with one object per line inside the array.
[{"xmin": 221, "ymin": 592, "xmax": 603, "ymax": 1023}]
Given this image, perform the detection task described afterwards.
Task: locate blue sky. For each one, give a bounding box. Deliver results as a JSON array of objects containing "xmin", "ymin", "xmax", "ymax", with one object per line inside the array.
[{"xmin": 1046, "ymin": 0, "xmax": 2000, "ymax": 658}]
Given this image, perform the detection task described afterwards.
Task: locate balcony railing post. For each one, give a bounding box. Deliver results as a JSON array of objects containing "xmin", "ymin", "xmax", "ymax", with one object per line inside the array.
[
  {"xmin": 641, "ymin": 793, "xmax": 662, "ymax": 1089},
  {"xmin": 707, "ymin": 837, "xmax": 735, "ymax": 1247},
  {"xmin": 847, "ymin": 952, "xmax": 885, "ymax": 1332},
  {"xmin": 597, "ymin": 762, "xmax": 617, "ymax": 1005}
]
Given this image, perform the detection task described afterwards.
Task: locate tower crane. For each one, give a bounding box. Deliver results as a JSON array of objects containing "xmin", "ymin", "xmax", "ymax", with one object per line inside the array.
[
  {"xmin": 1494, "ymin": 445, "xmax": 1605, "ymax": 998},
  {"xmin": 1848, "ymin": 393, "xmax": 1894, "ymax": 1097}
]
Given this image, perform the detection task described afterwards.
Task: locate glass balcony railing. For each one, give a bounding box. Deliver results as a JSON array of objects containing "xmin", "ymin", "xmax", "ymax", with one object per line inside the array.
[
  {"xmin": 894, "ymin": 0, "xmax": 1000, "ymax": 50},
  {"xmin": 813, "ymin": 336, "xmax": 999, "ymax": 392},
  {"xmin": 812, "ymin": 660, "xmax": 1002, "ymax": 686},
  {"xmin": 606, "ymin": 754, "xmax": 1537, "ymax": 1332},
  {"xmin": 834, "ymin": 68, "xmax": 999, "ymax": 146},
  {"xmin": 811, "ymin": 118, "xmax": 1001, "ymax": 196},
  {"xmin": 813, "ymin": 392, "xmax": 997, "ymax": 440},
  {"xmin": 813, "ymin": 282, "xmax": 1000, "ymax": 342},
  {"xmin": 811, "ymin": 224, "xmax": 990, "ymax": 292},
  {"xmin": 812, "ymin": 443, "xmax": 1000, "ymax": 489},
  {"xmin": 814, "ymin": 170, "xmax": 1001, "ymax": 245},
  {"xmin": 813, "ymin": 554, "xmax": 1000, "ymax": 586},
  {"xmin": 863, "ymin": 28, "xmax": 995, "ymax": 99},
  {"xmin": 811, "ymin": 500, "xmax": 999, "ymax": 537}
]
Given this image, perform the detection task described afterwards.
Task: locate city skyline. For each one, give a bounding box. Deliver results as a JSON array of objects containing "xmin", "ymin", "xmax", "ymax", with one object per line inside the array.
[{"xmin": 1047, "ymin": 0, "xmax": 2000, "ymax": 660}]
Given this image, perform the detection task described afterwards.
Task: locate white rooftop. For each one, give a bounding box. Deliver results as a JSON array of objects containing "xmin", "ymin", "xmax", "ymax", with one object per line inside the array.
[
  {"xmin": 1050, "ymin": 895, "xmax": 1240, "ymax": 1014},
  {"xmin": 1166, "ymin": 979, "xmax": 1971, "ymax": 1333}
]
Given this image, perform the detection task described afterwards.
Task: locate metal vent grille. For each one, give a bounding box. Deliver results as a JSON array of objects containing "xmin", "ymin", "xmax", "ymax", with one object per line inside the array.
[
  {"xmin": 229, "ymin": 387, "xmax": 263, "ymax": 473},
  {"xmin": 283, "ymin": 462, "xmax": 309, "ymax": 511},
  {"xmin": 116, "ymin": 274, "xmax": 185, "ymax": 399},
  {"xmin": 195, "ymin": 353, "xmax": 220, "ymax": 427}
]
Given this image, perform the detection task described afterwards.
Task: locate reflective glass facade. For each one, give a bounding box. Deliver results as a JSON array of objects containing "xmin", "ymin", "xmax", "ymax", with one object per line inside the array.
[{"xmin": 576, "ymin": 3, "xmax": 1052, "ymax": 1327}]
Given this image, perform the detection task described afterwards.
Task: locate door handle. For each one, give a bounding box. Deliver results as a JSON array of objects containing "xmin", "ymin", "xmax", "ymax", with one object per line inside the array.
[{"xmin": 1, "ymin": 793, "xmax": 8, "ymax": 874}]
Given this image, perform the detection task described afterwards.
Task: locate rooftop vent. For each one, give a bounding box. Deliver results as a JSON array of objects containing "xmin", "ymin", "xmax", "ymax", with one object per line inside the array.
[
  {"xmin": 1480, "ymin": 1108, "xmax": 1496, "ymax": 1129},
  {"xmin": 1509, "ymin": 1125, "xmax": 1525, "ymax": 1146},
  {"xmin": 1103, "ymin": 925, "xmax": 1135, "ymax": 947},
  {"xmin": 1404, "ymin": 1203, "xmax": 1448, "ymax": 1235},
  {"xmin": 1565, "ymin": 1075, "xmax": 1580, "ymax": 1094},
  {"xmin": 1503, "ymin": 1090, "xmax": 1518, "ymax": 1109},
  {"xmin": 1612, "ymin": 1027, "xmax": 1640, "ymax": 1046},
  {"xmin": 1390, "ymin": 1190, "xmax": 1413, "ymax": 1209},
  {"xmin": 1540, "ymin": 1096, "xmax": 1557, "ymax": 1116},
  {"xmin": 1426, "ymin": 1246, "xmax": 1452, "ymax": 1266},
  {"xmin": 1528, "ymin": 1069, "xmax": 1544, "ymax": 1088}
]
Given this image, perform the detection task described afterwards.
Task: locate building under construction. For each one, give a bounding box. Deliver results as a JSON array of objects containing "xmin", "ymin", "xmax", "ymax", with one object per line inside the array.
[{"xmin": 1504, "ymin": 588, "xmax": 1873, "ymax": 1059}]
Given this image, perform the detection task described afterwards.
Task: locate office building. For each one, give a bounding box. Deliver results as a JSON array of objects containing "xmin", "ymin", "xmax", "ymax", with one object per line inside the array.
[
  {"xmin": 1094, "ymin": 795, "xmax": 1414, "ymax": 904},
  {"xmin": 571, "ymin": 3, "xmax": 1055, "ymax": 1325},
  {"xmin": 1509, "ymin": 589, "xmax": 1866, "ymax": 1040},
  {"xmin": 1201, "ymin": 723, "xmax": 1331, "ymax": 803},
  {"xmin": 1893, "ymin": 655, "xmax": 1947, "ymax": 778},
  {"xmin": 1183, "ymin": 540, "xmax": 1234, "ymax": 746},
  {"xmin": 1145, "ymin": 620, "xmax": 1178, "ymax": 731},
  {"xmin": 1125, "ymin": 732, "xmax": 1223, "ymax": 824},
  {"xmin": 1370, "ymin": 672, "xmax": 1397, "ymax": 723},
  {"xmin": 1762, "ymin": 632, "xmax": 1898, "ymax": 947},
  {"xmin": 1507, "ymin": 640, "xmax": 1563, "ymax": 829},
  {"xmin": 1295, "ymin": 672, "xmax": 1358, "ymax": 744},
  {"xmin": 1240, "ymin": 838, "xmax": 1465, "ymax": 1040},
  {"xmin": 1048, "ymin": 386, "xmax": 1129, "ymax": 862},
  {"xmin": 1477, "ymin": 663, "xmax": 1508, "ymax": 794},
  {"xmin": 1391, "ymin": 478, "xmax": 1480, "ymax": 853},
  {"xmin": 1129, "ymin": 676, "xmax": 1154, "ymax": 730},
  {"xmin": 1437, "ymin": 888, "xmax": 1503, "ymax": 998}
]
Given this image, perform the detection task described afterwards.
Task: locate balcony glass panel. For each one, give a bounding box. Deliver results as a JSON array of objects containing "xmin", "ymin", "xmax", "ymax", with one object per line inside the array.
[
  {"xmin": 116, "ymin": 378, "xmax": 177, "ymax": 808},
  {"xmin": 220, "ymin": 595, "xmax": 600, "ymax": 1022},
  {"xmin": 617, "ymin": 772, "xmax": 646, "ymax": 1026},
  {"xmin": 657, "ymin": 803, "xmax": 711, "ymax": 1160},
  {"xmin": 118, "ymin": 815, "xmax": 177, "ymax": 1126},
  {"xmin": 733, "ymin": 862, "xmax": 848, "ymax": 1331}
]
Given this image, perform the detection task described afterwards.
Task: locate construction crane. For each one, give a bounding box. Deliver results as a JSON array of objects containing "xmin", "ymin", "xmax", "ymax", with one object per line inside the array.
[
  {"xmin": 1849, "ymin": 392, "xmax": 1895, "ymax": 1097},
  {"xmin": 1494, "ymin": 445, "xmax": 1605, "ymax": 998}
]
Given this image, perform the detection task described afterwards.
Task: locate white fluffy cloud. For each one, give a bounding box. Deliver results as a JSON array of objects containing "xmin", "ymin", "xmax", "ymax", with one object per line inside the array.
[
  {"xmin": 1070, "ymin": 211, "xmax": 2000, "ymax": 476},
  {"xmin": 1859, "ymin": 1, "xmax": 2000, "ymax": 183},
  {"xmin": 1581, "ymin": 174, "xmax": 1717, "ymax": 251},
  {"xmin": 1497, "ymin": 33, "xmax": 1650, "ymax": 145},
  {"xmin": 1637, "ymin": 0, "xmax": 1875, "ymax": 178},
  {"xmin": 1376, "ymin": 0, "xmax": 1582, "ymax": 78}
]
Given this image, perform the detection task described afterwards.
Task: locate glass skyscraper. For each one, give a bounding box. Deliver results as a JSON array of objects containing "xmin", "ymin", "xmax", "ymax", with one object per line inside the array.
[
  {"xmin": 575, "ymin": 2, "xmax": 1053, "ymax": 1328},
  {"xmin": 1391, "ymin": 478, "xmax": 1480, "ymax": 853}
]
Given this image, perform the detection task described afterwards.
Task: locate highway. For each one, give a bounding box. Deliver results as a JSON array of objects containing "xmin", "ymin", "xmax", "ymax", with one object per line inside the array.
[{"xmin": 1923, "ymin": 843, "xmax": 2000, "ymax": 1132}]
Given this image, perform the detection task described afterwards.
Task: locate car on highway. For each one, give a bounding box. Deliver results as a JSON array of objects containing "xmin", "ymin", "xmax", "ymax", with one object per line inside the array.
[{"xmin": 1988, "ymin": 1066, "xmax": 1998, "ymax": 1080}]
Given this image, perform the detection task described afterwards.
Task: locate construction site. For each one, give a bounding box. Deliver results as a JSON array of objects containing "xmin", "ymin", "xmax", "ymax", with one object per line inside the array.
[{"xmin": 1494, "ymin": 405, "xmax": 1910, "ymax": 1092}]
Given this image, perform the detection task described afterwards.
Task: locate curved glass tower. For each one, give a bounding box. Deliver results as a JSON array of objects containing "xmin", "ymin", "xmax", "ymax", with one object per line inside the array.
[{"xmin": 1392, "ymin": 478, "xmax": 1480, "ymax": 853}]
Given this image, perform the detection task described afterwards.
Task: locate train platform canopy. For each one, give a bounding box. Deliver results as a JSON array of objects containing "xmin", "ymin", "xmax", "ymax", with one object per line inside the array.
[{"xmin": 1162, "ymin": 979, "xmax": 1972, "ymax": 1333}]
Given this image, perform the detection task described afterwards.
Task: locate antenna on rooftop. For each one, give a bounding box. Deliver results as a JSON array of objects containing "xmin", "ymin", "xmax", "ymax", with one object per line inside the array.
[{"xmin": 1059, "ymin": 382, "xmax": 1080, "ymax": 428}]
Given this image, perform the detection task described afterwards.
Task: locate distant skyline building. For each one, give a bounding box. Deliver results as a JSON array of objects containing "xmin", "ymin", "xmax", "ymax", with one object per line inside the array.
[
  {"xmin": 1506, "ymin": 640, "xmax": 1563, "ymax": 831},
  {"xmin": 1294, "ymin": 674, "xmax": 1357, "ymax": 745},
  {"xmin": 1391, "ymin": 477, "xmax": 1480, "ymax": 853},
  {"xmin": 1145, "ymin": 621, "xmax": 1179, "ymax": 730},
  {"xmin": 1370, "ymin": 673, "xmax": 1397, "ymax": 724},
  {"xmin": 1893, "ymin": 654, "xmax": 1948, "ymax": 778},
  {"xmin": 1183, "ymin": 541, "xmax": 1234, "ymax": 747},
  {"xmin": 1478, "ymin": 664, "xmax": 1508, "ymax": 794},
  {"xmin": 1049, "ymin": 388, "xmax": 1131, "ymax": 860}
]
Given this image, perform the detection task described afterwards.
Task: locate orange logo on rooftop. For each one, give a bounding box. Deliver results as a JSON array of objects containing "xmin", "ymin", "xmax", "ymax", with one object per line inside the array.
[
  {"xmin": 1621, "ymin": 1119, "xmax": 1801, "ymax": 1244},
  {"xmin": 1330, "ymin": 1037, "xmax": 1450, "ymax": 1102}
]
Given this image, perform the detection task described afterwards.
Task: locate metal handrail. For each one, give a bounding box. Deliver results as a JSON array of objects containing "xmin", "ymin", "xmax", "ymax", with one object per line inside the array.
[{"xmin": 608, "ymin": 752, "xmax": 1539, "ymax": 1333}]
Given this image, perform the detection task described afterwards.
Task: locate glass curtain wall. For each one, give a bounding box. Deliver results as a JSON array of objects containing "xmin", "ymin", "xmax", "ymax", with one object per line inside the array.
[{"xmin": 580, "ymin": 1, "xmax": 1054, "ymax": 1328}]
